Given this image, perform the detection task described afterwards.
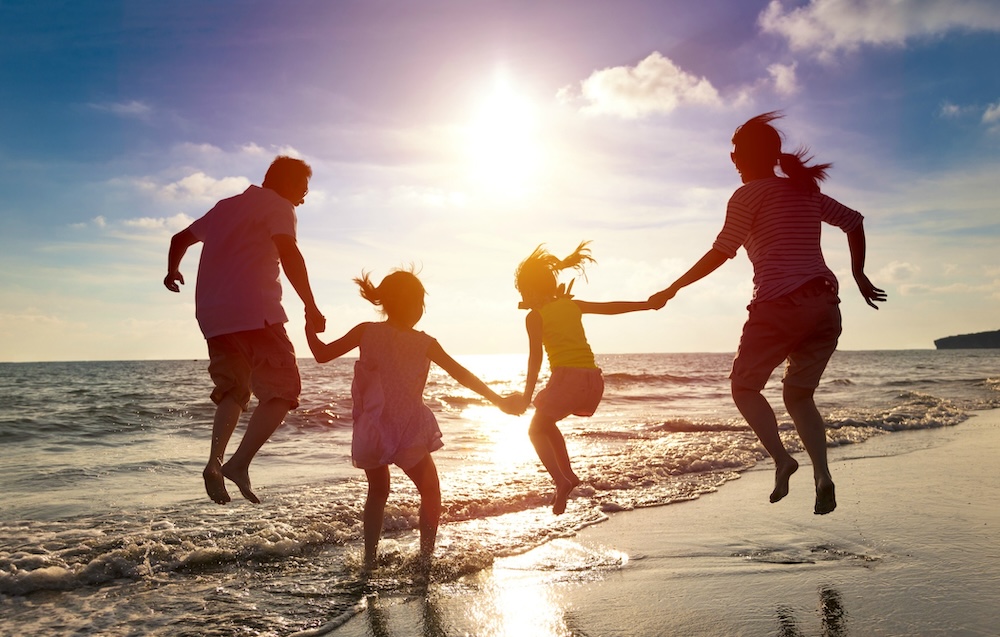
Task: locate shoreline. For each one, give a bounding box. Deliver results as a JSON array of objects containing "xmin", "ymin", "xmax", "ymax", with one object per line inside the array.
[{"xmin": 328, "ymin": 409, "xmax": 1000, "ymax": 636}]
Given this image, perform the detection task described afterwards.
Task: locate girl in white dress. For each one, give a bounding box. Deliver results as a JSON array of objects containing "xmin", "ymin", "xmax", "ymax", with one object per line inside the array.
[{"xmin": 305, "ymin": 269, "xmax": 521, "ymax": 571}]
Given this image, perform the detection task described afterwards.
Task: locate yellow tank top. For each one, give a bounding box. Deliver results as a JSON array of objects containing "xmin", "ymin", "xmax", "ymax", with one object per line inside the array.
[{"xmin": 538, "ymin": 298, "xmax": 597, "ymax": 369}]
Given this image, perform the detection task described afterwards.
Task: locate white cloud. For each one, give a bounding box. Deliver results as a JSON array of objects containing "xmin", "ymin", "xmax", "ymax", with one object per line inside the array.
[
  {"xmin": 241, "ymin": 142, "xmax": 267, "ymax": 155},
  {"xmin": 759, "ymin": 0, "xmax": 1000, "ymax": 59},
  {"xmin": 132, "ymin": 171, "xmax": 250, "ymax": 204},
  {"xmin": 568, "ymin": 52, "xmax": 722, "ymax": 118},
  {"xmin": 879, "ymin": 260, "xmax": 920, "ymax": 283},
  {"xmin": 767, "ymin": 62, "xmax": 799, "ymax": 95},
  {"xmin": 983, "ymin": 100, "xmax": 1000, "ymax": 124},
  {"xmin": 88, "ymin": 99, "xmax": 153, "ymax": 119}
]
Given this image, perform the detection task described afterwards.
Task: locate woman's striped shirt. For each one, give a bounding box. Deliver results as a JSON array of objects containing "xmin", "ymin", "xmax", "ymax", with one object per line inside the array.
[{"xmin": 712, "ymin": 177, "xmax": 863, "ymax": 304}]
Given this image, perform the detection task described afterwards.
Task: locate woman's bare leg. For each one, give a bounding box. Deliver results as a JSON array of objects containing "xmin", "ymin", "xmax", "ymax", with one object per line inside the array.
[
  {"xmin": 732, "ymin": 384, "xmax": 799, "ymax": 503},
  {"xmin": 783, "ymin": 384, "xmax": 836, "ymax": 514}
]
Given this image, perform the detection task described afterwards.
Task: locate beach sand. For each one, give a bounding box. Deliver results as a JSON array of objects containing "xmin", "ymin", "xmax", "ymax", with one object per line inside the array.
[{"xmin": 311, "ymin": 410, "xmax": 1000, "ymax": 637}]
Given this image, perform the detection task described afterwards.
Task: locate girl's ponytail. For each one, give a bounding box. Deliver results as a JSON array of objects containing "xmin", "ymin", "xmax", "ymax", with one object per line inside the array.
[
  {"xmin": 554, "ymin": 241, "xmax": 595, "ymax": 276},
  {"xmin": 354, "ymin": 272, "xmax": 381, "ymax": 307}
]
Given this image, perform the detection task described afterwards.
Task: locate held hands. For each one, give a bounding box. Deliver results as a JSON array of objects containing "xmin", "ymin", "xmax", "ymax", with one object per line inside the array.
[
  {"xmin": 648, "ymin": 287, "xmax": 676, "ymax": 310},
  {"xmin": 498, "ymin": 392, "xmax": 529, "ymax": 416},
  {"xmin": 305, "ymin": 306, "xmax": 327, "ymax": 333},
  {"xmin": 854, "ymin": 273, "xmax": 887, "ymax": 309}
]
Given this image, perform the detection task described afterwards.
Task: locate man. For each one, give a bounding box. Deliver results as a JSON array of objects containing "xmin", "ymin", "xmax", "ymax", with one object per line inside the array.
[{"xmin": 164, "ymin": 155, "xmax": 326, "ymax": 504}]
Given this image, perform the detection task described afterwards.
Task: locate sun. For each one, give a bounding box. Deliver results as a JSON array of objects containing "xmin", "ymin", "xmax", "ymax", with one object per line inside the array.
[{"xmin": 465, "ymin": 75, "xmax": 544, "ymax": 196}]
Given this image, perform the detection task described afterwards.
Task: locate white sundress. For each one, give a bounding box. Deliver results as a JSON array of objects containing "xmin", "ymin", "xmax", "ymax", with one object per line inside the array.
[{"xmin": 350, "ymin": 322, "xmax": 443, "ymax": 470}]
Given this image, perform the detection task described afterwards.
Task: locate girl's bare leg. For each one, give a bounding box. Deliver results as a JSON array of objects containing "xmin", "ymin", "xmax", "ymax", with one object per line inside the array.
[
  {"xmin": 528, "ymin": 413, "xmax": 580, "ymax": 514},
  {"xmin": 363, "ymin": 466, "xmax": 391, "ymax": 570},
  {"xmin": 402, "ymin": 455, "xmax": 441, "ymax": 563}
]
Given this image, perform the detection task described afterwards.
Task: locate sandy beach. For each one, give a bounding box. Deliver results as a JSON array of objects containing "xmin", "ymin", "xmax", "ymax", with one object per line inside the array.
[{"xmin": 322, "ymin": 409, "xmax": 1000, "ymax": 637}]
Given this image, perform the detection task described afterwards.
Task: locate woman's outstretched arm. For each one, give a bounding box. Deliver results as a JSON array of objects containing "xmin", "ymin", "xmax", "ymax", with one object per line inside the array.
[{"xmin": 649, "ymin": 248, "xmax": 729, "ymax": 308}]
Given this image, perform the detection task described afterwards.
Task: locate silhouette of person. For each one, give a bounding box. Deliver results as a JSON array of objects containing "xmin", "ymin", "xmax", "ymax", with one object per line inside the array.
[
  {"xmin": 164, "ymin": 155, "xmax": 326, "ymax": 505},
  {"xmin": 305, "ymin": 269, "xmax": 522, "ymax": 571},
  {"xmin": 650, "ymin": 112, "xmax": 886, "ymax": 515},
  {"xmin": 514, "ymin": 242, "xmax": 658, "ymax": 514}
]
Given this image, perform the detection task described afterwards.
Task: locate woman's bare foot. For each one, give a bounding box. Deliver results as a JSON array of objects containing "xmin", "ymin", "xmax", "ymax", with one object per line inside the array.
[
  {"xmin": 814, "ymin": 479, "xmax": 836, "ymax": 515},
  {"xmin": 203, "ymin": 460, "xmax": 231, "ymax": 504},
  {"xmin": 552, "ymin": 476, "xmax": 581, "ymax": 515},
  {"xmin": 770, "ymin": 457, "xmax": 799, "ymax": 503},
  {"xmin": 221, "ymin": 461, "xmax": 261, "ymax": 504}
]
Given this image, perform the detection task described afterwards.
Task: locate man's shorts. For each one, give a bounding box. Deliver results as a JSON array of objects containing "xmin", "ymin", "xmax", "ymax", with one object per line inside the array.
[
  {"xmin": 206, "ymin": 323, "xmax": 301, "ymax": 410},
  {"xmin": 533, "ymin": 367, "xmax": 605, "ymax": 420},
  {"xmin": 730, "ymin": 278, "xmax": 842, "ymax": 391}
]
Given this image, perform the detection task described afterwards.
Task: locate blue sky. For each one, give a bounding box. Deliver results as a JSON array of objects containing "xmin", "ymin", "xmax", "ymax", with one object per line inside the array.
[{"xmin": 2, "ymin": 0, "xmax": 999, "ymax": 362}]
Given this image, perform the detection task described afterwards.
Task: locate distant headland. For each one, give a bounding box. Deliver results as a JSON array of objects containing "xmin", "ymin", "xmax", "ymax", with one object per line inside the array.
[{"xmin": 934, "ymin": 329, "xmax": 1000, "ymax": 349}]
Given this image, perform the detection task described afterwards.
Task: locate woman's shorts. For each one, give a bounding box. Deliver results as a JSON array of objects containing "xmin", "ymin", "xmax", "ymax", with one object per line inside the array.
[
  {"xmin": 730, "ymin": 278, "xmax": 842, "ymax": 391},
  {"xmin": 533, "ymin": 366, "xmax": 604, "ymax": 420},
  {"xmin": 206, "ymin": 323, "xmax": 301, "ymax": 410}
]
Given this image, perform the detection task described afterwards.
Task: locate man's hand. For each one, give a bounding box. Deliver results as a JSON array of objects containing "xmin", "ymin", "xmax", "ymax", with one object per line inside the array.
[
  {"xmin": 305, "ymin": 306, "xmax": 326, "ymax": 333},
  {"xmin": 164, "ymin": 271, "xmax": 184, "ymax": 293}
]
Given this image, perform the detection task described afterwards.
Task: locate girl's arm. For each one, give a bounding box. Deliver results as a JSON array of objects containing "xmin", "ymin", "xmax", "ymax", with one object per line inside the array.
[
  {"xmin": 522, "ymin": 310, "xmax": 544, "ymax": 405},
  {"xmin": 427, "ymin": 340, "xmax": 521, "ymax": 414},
  {"xmin": 306, "ymin": 322, "xmax": 366, "ymax": 363},
  {"xmin": 574, "ymin": 299, "xmax": 656, "ymax": 315}
]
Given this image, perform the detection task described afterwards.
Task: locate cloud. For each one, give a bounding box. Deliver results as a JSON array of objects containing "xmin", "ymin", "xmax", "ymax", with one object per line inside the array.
[
  {"xmin": 983, "ymin": 100, "xmax": 1000, "ymax": 127},
  {"xmin": 759, "ymin": 0, "xmax": 1000, "ymax": 59},
  {"xmin": 767, "ymin": 62, "xmax": 799, "ymax": 96},
  {"xmin": 88, "ymin": 99, "xmax": 154, "ymax": 120},
  {"xmin": 132, "ymin": 171, "xmax": 251, "ymax": 204},
  {"xmin": 566, "ymin": 52, "xmax": 722, "ymax": 118},
  {"xmin": 879, "ymin": 260, "xmax": 920, "ymax": 283},
  {"xmin": 122, "ymin": 213, "xmax": 194, "ymax": 232}
]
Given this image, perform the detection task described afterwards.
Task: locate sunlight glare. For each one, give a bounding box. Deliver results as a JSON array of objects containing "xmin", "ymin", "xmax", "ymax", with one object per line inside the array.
[{"xmin": 465, "ymin": 74, "xmax": 544, "ymax": 197}]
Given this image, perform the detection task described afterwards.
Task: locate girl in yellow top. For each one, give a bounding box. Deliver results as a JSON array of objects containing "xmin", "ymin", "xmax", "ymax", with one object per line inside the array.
[{"xmin": 515, "ymin": 242, "xmax": 656, "ymax": 514}]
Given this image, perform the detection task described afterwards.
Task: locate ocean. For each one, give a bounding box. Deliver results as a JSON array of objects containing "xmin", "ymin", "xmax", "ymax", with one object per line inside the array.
[{"xmin": 1, "ymin": 350, "xmax": 998, "ymax": 636}]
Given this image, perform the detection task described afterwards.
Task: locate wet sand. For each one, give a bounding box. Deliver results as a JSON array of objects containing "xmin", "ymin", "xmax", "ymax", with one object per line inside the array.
[{"xmin": 312, "ymin": 409, "xmax": 1000, "ymax": 636}]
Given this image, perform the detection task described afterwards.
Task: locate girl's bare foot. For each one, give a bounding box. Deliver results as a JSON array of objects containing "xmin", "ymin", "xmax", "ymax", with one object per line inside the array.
[
  {"xmin": 814, "ymin": 480, "xmax": 836, "ymax": 515},
  {"xmin": 552, "ymin": 476, "xmax": 581, "ymax": 515},
  {"xmin": 203, "ymin": 460, "xmax": 231, "ymax": 504},
  {"xmin": 221, "ymin": 461, "xmax": 260, "ymax": 504},
  {"xmin": 770, "ymin": 457, "xmax": 799, "ymax": 503}
]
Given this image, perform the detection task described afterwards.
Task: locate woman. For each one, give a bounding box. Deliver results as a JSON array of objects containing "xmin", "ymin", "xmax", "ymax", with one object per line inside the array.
[{"xmin": 650, "ymin": 112, "xmax": 886, "ymax": 514}]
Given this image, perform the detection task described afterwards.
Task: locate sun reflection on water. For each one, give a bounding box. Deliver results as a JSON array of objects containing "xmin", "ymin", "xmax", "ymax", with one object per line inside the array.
[{"xmin": 455, "ymin": 539, "xmax": 628, "ymax": 637}]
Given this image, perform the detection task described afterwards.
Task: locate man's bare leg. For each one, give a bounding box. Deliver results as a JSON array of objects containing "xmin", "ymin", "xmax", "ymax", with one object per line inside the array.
[
  {"xmin": 783, "ymin": 384, "xmax": 836, "ymax": 515},
  {"xmin": 221, "ymin": 397, "xmax": 292, "ymax": 504},
  {"xmin": 732, "ymin": 384, "xmax": 799, "ymax": 503},
  {"xmin": 204, "ymin": 395, "xmax": 244, "ymax": 504}
]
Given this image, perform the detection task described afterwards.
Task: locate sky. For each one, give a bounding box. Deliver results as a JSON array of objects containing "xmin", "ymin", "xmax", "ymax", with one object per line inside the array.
[{"xmin": 2, "ymin": 0, "xmax": 999, "ymax": 362}]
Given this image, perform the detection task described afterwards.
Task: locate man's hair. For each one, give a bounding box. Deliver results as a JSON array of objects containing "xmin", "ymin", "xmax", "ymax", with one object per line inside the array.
[{"xmin": 262, "ymin": 156, "xmax": 312, "ymax": 192}]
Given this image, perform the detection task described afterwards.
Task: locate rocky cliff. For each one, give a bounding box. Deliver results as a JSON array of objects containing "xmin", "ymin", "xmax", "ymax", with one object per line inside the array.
[{"xmin": 934, "ymin": 329, "xmax": 1000, "ymax": 349}]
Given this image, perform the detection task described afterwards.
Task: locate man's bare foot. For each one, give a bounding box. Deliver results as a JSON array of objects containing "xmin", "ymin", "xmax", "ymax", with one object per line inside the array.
[
  {"xmin": 203, "ymin": 461, "xmax": 231, "ymax": 504},
  {"xmin": 221, "ymin": 461, "xmax": 261, "ymax": 504},
  {"xmin": 552, "ymin": 476, "xmax": 581, "ymax": 515},
  {"xmin": 770, "ymin": 457, "xmax": 799, "ymax": 503},
  {"xmin": 814, "ymin": 480, "xmax": 836, "ymax": 515}
]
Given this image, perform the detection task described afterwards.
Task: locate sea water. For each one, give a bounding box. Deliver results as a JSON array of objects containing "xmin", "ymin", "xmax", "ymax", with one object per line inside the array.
[{"xmin": 1, "ymin": 350, "xmax": 998, "ymax": 635}]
